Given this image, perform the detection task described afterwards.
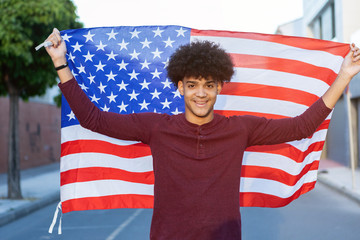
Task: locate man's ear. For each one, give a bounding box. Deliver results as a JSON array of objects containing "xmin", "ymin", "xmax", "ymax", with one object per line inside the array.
[
  {"xmin": 217, "ymin": 82, "xmax": 223, "ymax": 95},
  {"xmin": 178, "ymin": 81, "xmax": 184, "ymax": 95}
]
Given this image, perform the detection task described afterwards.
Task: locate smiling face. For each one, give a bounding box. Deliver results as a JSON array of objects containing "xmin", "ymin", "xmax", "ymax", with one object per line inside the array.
[{"xmin": 178, "ymin": 76, "xmax": 222, "ymax": 125}]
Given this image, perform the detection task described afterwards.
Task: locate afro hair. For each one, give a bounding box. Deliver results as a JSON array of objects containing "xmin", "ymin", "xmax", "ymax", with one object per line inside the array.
[{"xmin": 166, "ymin": 40, "xmax": 234, "ymax": 87}]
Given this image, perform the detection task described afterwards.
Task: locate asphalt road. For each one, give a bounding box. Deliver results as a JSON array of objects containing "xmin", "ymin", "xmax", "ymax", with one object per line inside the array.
[{"xmin": 1, "ymin": 182, "xmax": 359, "ymax": 240}]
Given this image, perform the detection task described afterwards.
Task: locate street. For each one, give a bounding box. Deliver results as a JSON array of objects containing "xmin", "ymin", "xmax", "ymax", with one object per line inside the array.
[{"xmin": 1, "ymin": 182, "xmax": 359, "ymax": 240}]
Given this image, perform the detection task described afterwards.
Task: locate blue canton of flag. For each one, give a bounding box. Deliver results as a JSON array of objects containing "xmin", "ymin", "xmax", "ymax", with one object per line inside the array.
[{"xmin": 60, "ymin": 26, "xmax": 191, "ymax": 128}]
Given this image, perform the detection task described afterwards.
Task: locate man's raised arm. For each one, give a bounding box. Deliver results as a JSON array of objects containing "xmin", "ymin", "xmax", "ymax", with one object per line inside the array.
[
  {"xmin": 322, "ymin": 43, "xmax": 360, "ymax": 109},
  {"xmin": 45, "ymin": 28, "xmax": 73, "ymax": 84}
]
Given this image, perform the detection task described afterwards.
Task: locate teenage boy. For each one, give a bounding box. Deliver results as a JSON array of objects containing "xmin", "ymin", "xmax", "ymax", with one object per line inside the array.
[{"xmin": 46, "ymin": 28, "xmax": 360, "ymax": 240}]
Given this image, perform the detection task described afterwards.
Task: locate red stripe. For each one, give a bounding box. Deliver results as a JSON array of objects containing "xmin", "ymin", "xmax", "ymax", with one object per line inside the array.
[
  {"xmin": 239, "ymin": 181, "xmax": 316, "ymax": 208},
  {"xmin": 62, "ymin": 194, "xmax": 154, "ymax": 213},
  {"xmin": 221, "ymin": 82, "xmax": 319, "ymax": 107},
  {"xmin": 246, "ymin": 141, "xmax": 325, "ymax": 163},
  {"xmin": 241, "ymin": 161, "xmax": 319, "ymax": 186},
  {"xmin": 191, "ymin": 29, "xmax": 349, "ymax": 57},
  {"xmin": 61, "ymin": 167, "xmax": 155, "ymax": 186},
  {"xmin": 231, "ymin": 53, "xmax": 338, "ymax": 85},
  {"xmin": 61, "ymin": 140, "xmax": 151, "ymax": 158},
  {"xmin": 214, "ymin": 109, "xmax": 286, "ymax": 119}
]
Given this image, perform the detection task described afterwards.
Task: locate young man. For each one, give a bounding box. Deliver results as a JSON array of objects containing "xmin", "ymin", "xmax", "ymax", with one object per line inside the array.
[{"xmin": 46, "ymin": 28, "xmax": 360, "ymax": 239}]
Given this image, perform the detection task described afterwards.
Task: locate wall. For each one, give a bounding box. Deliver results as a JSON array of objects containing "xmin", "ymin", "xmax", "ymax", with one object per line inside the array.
[{"xmin": 0, "ymin": 97, "xmax": 61, "ymax": 173}]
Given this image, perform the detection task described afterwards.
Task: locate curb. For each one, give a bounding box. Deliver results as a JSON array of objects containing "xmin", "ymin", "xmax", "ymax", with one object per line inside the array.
[
  {"xmin": 0, "ymin": 191, "xmax": 60, "ymax": 227},
  {"xmin": 317, "ymin": 174, "xmax": 360, "ymax": 206}
]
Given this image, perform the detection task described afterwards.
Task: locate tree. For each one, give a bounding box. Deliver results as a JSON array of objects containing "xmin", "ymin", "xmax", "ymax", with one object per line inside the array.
[{"xmin": 0, "ymin": 0, "xmax": 82, "ymax": 199}]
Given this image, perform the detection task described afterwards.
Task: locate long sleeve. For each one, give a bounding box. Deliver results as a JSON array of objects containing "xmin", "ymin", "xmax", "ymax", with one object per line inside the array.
[
  {"xmin": 59, "ymin": 77, "xmax": 162, "ymax": 144},
  {"xmin": 245, "ymin": 97, "xmax": 332, "ymax": 146}
]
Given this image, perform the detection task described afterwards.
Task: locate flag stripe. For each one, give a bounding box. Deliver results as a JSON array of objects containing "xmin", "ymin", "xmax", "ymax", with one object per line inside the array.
[
  {"xmin": 61, "ymin": 140, "xmax": 151, "ymax": 158},
  {"xmin": 62, "ymin": 194, "xmax": 154, "ymax": 213},
  {"xmin": 190, "ymin": 29, "xmax": 349, "ymax": 56},
  {"xmin": 191, "ymin": 35, "xmax": 344, "ymax": 73},
  {"xmin": 230, "ymin": 53, "xmax": 338, "ymax": 84},
  {"xmin": 221, "ymin": 82, "xmax": 319, "ymax": 106},
  {"xmin": 61, "ymin": 167, "xmax": 154, "ymax": 186},
  {"xmin": 240, "ymin": 182, "xmax": 316, "ymax": 208},
  {"xmin": 60, "ymin": 152, "xmax": 153, "ymax": 173},
  {"xmin": 232, "ymin": 68, "xmax": 330, "ymax": 97}
]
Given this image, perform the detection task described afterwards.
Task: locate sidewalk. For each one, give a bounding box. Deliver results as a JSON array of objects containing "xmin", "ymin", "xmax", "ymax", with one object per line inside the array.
[
  {"xmin": 0, "ymin": 163, "xmax": 60, "ymax": 227},
  {"xmin": 0, "ymin": 160, "xmax": 359, "ymax": 227}
]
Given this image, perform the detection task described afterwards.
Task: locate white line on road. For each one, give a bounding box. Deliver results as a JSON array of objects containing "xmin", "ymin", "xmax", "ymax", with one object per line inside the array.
[{"xmin": 106, "ymin": 209, "xmax": 144, "ymax": 240}]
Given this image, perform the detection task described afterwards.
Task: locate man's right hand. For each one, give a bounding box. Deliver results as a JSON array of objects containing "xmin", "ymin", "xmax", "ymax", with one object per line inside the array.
[{"xmin": 45, "ymin": 28, "xmax": 68, "ymax": 68}]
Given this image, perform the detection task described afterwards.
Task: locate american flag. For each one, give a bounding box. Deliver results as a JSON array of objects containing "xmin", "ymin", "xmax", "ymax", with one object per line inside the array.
[{"xmin": 59, "ymin": 25, "xmax": 349, "ymax": 213}]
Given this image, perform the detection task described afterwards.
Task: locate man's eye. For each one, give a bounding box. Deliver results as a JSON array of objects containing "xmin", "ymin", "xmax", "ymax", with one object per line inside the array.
[
  {"xmin": 207, "ymin": 84, "xmax": 214, "ymax": 88},
  {"xmin": 187, "ymin": 84, "xmax": 195, "ymax": 88}
]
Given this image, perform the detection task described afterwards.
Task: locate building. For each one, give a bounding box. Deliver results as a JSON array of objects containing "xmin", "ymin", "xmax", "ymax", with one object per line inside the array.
[
  {"xmin": 276, "ymin": 0, "xmax": 360, "ymax": 168},
  {"xmin": 0, "ymin": 86, "xmax": 61, "ymax": 173}
]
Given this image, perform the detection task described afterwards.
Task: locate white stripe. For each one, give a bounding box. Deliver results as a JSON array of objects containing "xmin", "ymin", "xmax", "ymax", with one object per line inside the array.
[
  {"xmin": 61, "ymin": 125, "xmax": 139, "ymax": 145},
  {"xmin": 240, "ymin": 170, "xmax": 317, "ymax": 198},
  {"xmin": 191, "ymin": 35, "xmax": 344, "ymax": 73},
  {"xmin": 60, "ymin": 180, "xmax": 154, "ymax": 202},
  {"xmin": 232, "ymin": 67, "xmax": 330, "ymax": 97},
  {"xmin": 61, "ymin": 153, "xmax": 153, "ymax": 173},
  {"xmin": 243, "ymin": 151, "xmax": 322, "ymax": 175},
  {"xmin": 215, "ymin": 95, "xmax": 307, "ymax": 117},
  {"xmin": 287, "ymin": 129, "xmax": 328, "ymax": 151}
]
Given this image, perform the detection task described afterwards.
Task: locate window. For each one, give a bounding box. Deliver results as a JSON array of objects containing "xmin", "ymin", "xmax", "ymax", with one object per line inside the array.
[{"xmin": 310, "ymin": 2, "xmax": 336, "ymax": 40}]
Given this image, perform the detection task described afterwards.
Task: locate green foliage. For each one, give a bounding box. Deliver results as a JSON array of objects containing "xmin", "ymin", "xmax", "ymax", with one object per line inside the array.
[{"xmin": 0, "ymin": 0, "xmax": 83, "ymax": 99}]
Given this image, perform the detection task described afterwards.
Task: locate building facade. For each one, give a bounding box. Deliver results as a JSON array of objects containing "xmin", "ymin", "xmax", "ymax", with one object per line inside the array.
[{"xmin": 276, "ymin": 0, "xmax": 360, "ymax": 168}]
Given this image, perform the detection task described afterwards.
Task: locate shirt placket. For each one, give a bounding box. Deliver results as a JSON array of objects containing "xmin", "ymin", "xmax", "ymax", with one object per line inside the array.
[{"xmin": 196, "ymin": 126, "xmax": 205, "ymax": 158}]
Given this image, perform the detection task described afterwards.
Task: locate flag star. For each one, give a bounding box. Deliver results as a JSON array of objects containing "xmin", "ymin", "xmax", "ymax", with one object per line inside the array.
[
  {"xmin": 67, "ymin": 52, "xmax": 76, "ymax": 62},
  {"xmin": 139, "ymin": 99, "xmax": 150, "ymax": 110},
  {"xmin": 140, "ymin": 59, "xmax": 151, "ymax": 69},
  {"xmin": 62, "ymin": 33, "xmax": 72, "ymax": 42},
  {"xmin": 106, "ymin": 29, "xmax": 118, "ymax": 40},
  {"xmin": 106, "ymin": 51, "xmax": 118, "ymax": 61},
  {"xmin": 139, "ymin": 79, "xmax": 151, "ymax": 90},
  {"xmin": 128, "ymin": 69, "xmax": 140, "ymax": 80},
  {"xmin": 67, "ymin": 111, "xmax": 75, "ymax": 121},
  {"xmin": 117, "ymin": 59, "xmax": 129, "ymax": 71},
  {"xmin": 128, "ymin": 90, "xmax": 140, "ymax": 101},
  {"xmin": 83, "ymin": 30, "xmax": 95, "ymax": 42},
  {"xmin": 71, "ymin": 42, "xmax": 83, "ymax": 52},
  {"xmin": 160, "ymin": 98, "xmax": 172, "ymax": 109},
  {"xmin": 172, "ymin": 89, "xmax": 182, "ymax": 98},
  {"xmin": 118, "ymin": 39, "xmax": 129, "ymax": 51},
  {"xmin": 162, "ymin": 78, "xmax": 172, "ymax": 89},
  {"xmin": 140, "ymin": 38, "xmax": 152, "ymax": 49},
  {"xmin": 88, "ymin": 73, "xmax": 96, "ymax": 84},
  {"xmin": 95, "ymin": 61, "xmax": 106, "ymax": 72},
  {"xmin": 117, "ymin": 80, "xmax": 129, "ymax": 91},
  {"xmin": 77, "ymin": 64, "xmax": 86, "ymax": 74},
  {"xmin": 117, "ymin": 101, "xmax": 128, "ymax": 113},
  {"xmin": 107, "ymin": 92, "xmax": 118, "ymax": 103},
  {"xmin": 153, "ymin": 27, "xmax": 164, "ymax": 37},
  {"xmin": 150, "ymin": 68, "xmax": 162, "ymax": 79},
  {"xmin": 96, "ymin": 41, "xmax": 107, "ymax": 51},
  {"xmin": 171, "ymin": 108, "xmax": 182, "ymax": 115},
  {"xmin": 100, "ymin": 104, "xmax": 110, "ymax": 112},
  {"xmin": 176, "ymin": 27, "xmax": 187, "ymax": 37},
  {"xmin": 130, "ymin": 29, "xmax": 141, "ymax": 39},
  {"xmin": 79, "ymin": 82, "xmax": 88, "ymax": 91},
  {"xmin": 129, "ymin": 49, "xmax": 140, "ymax": 60},
  {"xmin": 71, "ymin": 69, "xmax": 78, "ymax": 77},
  {"xmin": 151, "ymin": 48, "xmax": 163, "ymax": 59},
  {"xmin": 83, "ymin": 51, "xmax": 95, "ymax": 62},
  {"xmin": 90, "ymin": 94, "xmax": 100, "ymax": 103},
  {"xmin": 98, "ymin": 82, "xmax": 107, "ymax": 93},
  {"xmin": 105, "ymin": 71, "xmax": 117, "ymax": 81},
  {"xmin": 150, "ymin": 88, "xmax": 162, "ymax": 99},
  {"xmin": 162, "ymin": 58, "xmax": 169, "ymax": 68},
  {"xmin": 163, "ymin": 37, "xmax": 175, "ymax": 48}
]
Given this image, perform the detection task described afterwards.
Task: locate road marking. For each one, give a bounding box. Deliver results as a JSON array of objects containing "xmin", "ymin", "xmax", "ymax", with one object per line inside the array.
[{"xmin": 105, "ymin": 209, "xmax": 144, "ymax": 240}]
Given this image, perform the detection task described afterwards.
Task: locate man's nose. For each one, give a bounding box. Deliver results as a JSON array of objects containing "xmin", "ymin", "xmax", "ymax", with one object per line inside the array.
[{"xmin": 196, "ymin": 87, "xmax": 207, "ymax": 97}]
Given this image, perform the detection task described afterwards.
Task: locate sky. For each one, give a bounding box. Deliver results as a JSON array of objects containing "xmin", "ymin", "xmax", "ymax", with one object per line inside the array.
[{"xmin": 72, "ymin": 0, "xmax": 304, "ymax": 34}]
